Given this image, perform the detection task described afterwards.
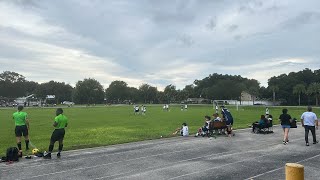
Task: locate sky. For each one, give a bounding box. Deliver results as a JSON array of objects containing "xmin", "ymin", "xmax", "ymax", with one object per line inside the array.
[{"xmin": 0, "ymin": 0, "xmax": 320, "ymax": 90}]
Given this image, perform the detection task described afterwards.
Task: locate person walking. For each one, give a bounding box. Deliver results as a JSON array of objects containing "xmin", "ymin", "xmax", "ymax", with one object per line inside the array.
[
  {"xmin": 13, "ymin": 105, "xmax": 30, "ymax": 157},
  {"xmin": 301, "ymin": 106, "xmax": 318, "ymax": 146},
  {"xmin": 279, "ymin": 108, "xmax": 292, "ymax": 145},
  {"xmin": 44, "ymin": 108, "xmax": 68, "ymax": 159}
]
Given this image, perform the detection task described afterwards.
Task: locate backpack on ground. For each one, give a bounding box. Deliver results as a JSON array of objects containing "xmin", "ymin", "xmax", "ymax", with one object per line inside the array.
[
  {"xmin": 6, "ymin": 147, "xmax": 19, "ymax": 162},
  {"xmin": 290, "ymin": 118, "xmax": 297, "ymax": 128}
]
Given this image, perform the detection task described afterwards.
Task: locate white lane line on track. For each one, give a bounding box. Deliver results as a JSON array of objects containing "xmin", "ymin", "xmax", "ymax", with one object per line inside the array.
[
  {"xmin": 244, "ymin": 152, "xmax": 320, "ymax": 180},
  {"xmin": 22, "ymin": 134, "xmax": 284, "ymax": 180},
  {"xmin": 0, "ymin": 137, "xmax": 205, "ymax": 170},
  {"xmin": 21, "ymin": 149, "xmax": 241, "ymax": 180},
  {"xmin": 0, "ymin": 125, "xmax": 277, "ymax": 170},
  {"xmin": 94, "ymin": 151, "xmax": 268, "ymax": 180},
  {"xmin": 15, "ymin": 135, "xmax": 302, "ymax": 179},
  {"xmin": 167, "ymin": 140, "xmax": 310, "ymax": 180},
  {"xmin": 1, "ymin": 126, "xmax": 260, "ymax": 170},
  {"xmin": 97, "ymin": 137, "xmax": 305, "ymax": 180}
]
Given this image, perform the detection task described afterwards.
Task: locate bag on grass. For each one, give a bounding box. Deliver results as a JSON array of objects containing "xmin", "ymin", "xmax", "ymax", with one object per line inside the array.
[{"xmin": 6, "ymin": 147, "xmax": 19, "ymax": 162}]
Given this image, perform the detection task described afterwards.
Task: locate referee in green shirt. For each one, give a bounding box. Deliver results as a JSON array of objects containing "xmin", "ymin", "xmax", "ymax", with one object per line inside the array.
[
  {"xmin": 44, "ymin": 108, "xmax": 68, "ymax": 159},
  {"xmin": 13, "ymin": 105, "xmax": 30, "ymax": 157}
]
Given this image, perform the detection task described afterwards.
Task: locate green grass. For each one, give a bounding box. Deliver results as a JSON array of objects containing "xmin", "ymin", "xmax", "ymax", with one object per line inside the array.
[{"xmin": 0, "ymin": 105, "xmax": 312, "ymax": 156}]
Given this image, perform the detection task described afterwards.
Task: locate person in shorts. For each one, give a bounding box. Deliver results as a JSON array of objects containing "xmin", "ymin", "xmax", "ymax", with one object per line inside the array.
[
  {"xmin": 279, "ymin": 108, "xmax": 292, "ymax": 145},
  {"xmin": 13, "ymin": 105, "xmax": 30, "ymax": 157},
  {"xmin": 44, "ymin": 108, "xmax": 68, "ymax": 159}
]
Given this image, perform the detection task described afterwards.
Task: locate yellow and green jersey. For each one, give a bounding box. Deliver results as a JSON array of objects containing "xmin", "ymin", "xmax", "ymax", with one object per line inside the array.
[
  {"xmin": 54, "ymin": 114, "xmax": 68, "ymax": 129},
  {"xmin": 13, "ymin": 111, "xmax": 28, "ymax": 126}
]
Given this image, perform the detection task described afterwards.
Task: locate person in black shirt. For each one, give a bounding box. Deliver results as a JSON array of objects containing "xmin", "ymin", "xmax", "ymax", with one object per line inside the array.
[{"xmin": 279, "ymin": 108, "xmax": 292, "ymax": 145}]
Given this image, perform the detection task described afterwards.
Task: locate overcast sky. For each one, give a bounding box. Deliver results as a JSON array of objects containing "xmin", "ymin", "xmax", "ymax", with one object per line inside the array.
[{"xmin": 0, "ymin": 0, "xmax": 319, "ymax": 90}]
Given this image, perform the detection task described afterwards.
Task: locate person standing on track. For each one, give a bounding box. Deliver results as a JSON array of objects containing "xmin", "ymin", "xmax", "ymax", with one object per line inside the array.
[
  {"xmin": 44, "ymin": 108, "xmax": 68, "ymax": 159},
  {"xmin": 301, "ymin": 106, "xmax": 319, "ymax": 146},
  {"xmin": 13, "ymin": 105, "xmax": 30, "ymax": 157},
  {"xmin": 279, "ymin": 108, "xmax": 292, "ymax": 145}
]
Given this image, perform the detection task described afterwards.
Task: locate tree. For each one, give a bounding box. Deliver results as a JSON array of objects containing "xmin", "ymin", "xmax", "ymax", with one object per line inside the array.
[
  {"xmin": 73, "ymin": 78, "xmax": 104, "ymax": 104},
  {"xmin": 35, "ymin": 81, "xmax": 73, "ymax": 104},
  {"xmin": 269, "ymin": 85, "xmax": 279, "ymax": 106},
  {"xmin": 248, "ymin": 87, "xmax": 259, "ymax": 104},
  {"xmin": 236, "ymin": 83, "xmax": 247, "ymax": 104},
  {"xmin": 105, "ymin": 81, "xmax": 129, "ymax": 103},
  {"xmin": 307, "ymin": 83, "xmax": 320, "ymax": 106},
  {"xmin": 139, "ymin": 84, "xmax": 158, "ymax": 103},
  {"xmin": 182, "ymin": 84, "xmax": 195, "ymax": 98},
  {"xmin": 0, "ymin": 71, "xmax": 26, "ymax": 83},
  {"xmin": 0, "ymin": 71, "xmax": 38, "ymax": 98},
  {"xmin": 163, "ymin": 84, "xmax": 177, "ymax": 103},
  {"xmin": 293, "ymin": 84, "xmax": 306, "ymax": 106}
]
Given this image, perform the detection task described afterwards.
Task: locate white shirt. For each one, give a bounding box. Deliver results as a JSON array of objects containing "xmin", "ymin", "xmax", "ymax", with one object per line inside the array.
[
  {"xmin": 301, "ymin": 112, "xmax": 318, "ymax": 126},
  {"xmin": 214, "ymin": 117, "xmax": 221, "ymax": 122},
  {"xmin": 182, "ymin": 126, "xmax": 189, "ymax": 136}
]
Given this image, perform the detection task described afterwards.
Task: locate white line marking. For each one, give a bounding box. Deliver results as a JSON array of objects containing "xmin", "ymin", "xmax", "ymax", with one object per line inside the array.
[
  {"xmin": 20, "ymin": 146, "xmax": 239, "ymax": 179},
  {"xmin": 244, "ymin": 153, "xmax": 320, "ymax": 180}
]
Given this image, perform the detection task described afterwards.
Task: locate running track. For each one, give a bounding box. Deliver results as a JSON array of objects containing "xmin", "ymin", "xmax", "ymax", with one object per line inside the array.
[{"xmin": 1, "ymin": 125, "xmax": 320, "ymax": 180}]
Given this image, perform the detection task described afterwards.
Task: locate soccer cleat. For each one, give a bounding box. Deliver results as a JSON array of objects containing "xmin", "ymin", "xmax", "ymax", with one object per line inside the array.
[
  {"xmin": 57, "ymin": 152, "xmax": 61, "ymax": 158},
  {"xmin": 313, "ymin": 140, "xmax": 319, "ymax": 144},
  {"xmin": 43, "ymin": 153, "xmax": 52, "ymax": 159},
  {"xmin": 306, "ymin": 143, "xmax": 309, "ymax": 146}
]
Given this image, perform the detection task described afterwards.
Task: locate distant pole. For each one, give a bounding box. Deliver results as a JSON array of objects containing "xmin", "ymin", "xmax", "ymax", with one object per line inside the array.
[{"xmin": 236, "ymin": 100, "xmax": 239, "ymax": 111}]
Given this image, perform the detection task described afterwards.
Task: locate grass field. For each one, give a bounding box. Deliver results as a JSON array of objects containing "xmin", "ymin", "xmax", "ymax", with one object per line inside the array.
[{"xmin": 0, "ymin": 104, "xmax": 314, "ymax": 156}]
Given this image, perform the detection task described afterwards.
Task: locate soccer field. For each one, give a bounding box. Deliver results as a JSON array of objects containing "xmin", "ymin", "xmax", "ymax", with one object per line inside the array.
[{"xmin": 0, "ymin": 105, "xmax": 309, "ymax": 156}]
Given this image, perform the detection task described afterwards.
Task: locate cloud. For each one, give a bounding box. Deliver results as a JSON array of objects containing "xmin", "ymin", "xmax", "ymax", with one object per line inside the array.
[{"xmin": 0, "ymin": 0, "xmax": 320, "ymax": 90}]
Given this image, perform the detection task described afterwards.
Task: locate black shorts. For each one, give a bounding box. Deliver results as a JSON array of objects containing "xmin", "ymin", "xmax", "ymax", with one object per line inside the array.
[
  {"xmin": 15, "ymin": 125, "xmax": 28, "ymax": 137},
  {"xmin": 50, "ymin": 129, "xmax": 65, "ymax": 142}
]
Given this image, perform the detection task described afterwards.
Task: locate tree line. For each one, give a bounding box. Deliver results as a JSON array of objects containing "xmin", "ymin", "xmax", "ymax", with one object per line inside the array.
[{"xmin": 0, "ymin": 68, "xmax": 319, "ymax": 105}]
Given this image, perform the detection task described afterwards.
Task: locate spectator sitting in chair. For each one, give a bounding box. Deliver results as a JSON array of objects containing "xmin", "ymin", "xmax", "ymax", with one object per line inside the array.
[
  {"xmin": 266, "ymin": 113, "xmax": 273, "ymax": 121},
  {"xmin": 195, "ymin": 116, "xmax": 211, "ymax": 137},
  {"xmin": 212, "ymin": 113, "xmax": 223, "ymax": 134},
  {"xmin": 252, "ymin": 115, "xmax": 268, "ymax": 133}
]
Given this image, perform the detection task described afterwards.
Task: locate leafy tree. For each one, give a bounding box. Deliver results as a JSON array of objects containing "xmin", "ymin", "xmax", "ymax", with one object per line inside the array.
[
  {"xmin": 268, "ymin": 85, "xmax": 279, "ymax": 106},
  {"xmin": 307, "ymin": 83, "xmax": 320, "ymax": 106},
  {"xmin": 293, "ymin": 84, "xmax": 306, "ymax": 106},
  {"xmin": 0, "ymin": 71, "xmax": 26, "ymax": 83},
  {"xmin": 73, "ymin": 78, "xmax": 104, "ymax": 104},
  {"xmin": 0, "ymin": 71, "xmax": 38, "ymax": 98},
  {"xmin": 127, "ymin": 87, "xmax": 139, "ymax": 103},
  {"xmin": 164, "ymin": 84, "xmax": 177, "ymax": 103},
  {"xmin": 35, "ymin": 81, "xmax": 73, "ymax": 104},
  {"xmin": 248, "ymin": 87, "xmax": 259, "ymax": 104},
  {"xmin": 182, "ymin": 84, "xmax": 195, "ymax": 98},
  {"xmin": 105, "ymin": 81, "xmax": 129, "ymax": 103},
  {"xmin": 139, "ymin": 84, "xmax": 158, "ymax": 104}
]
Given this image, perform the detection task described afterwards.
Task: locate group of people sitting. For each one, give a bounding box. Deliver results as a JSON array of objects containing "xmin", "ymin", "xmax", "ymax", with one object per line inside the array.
[
  {"xmin": 172, "ymin": 106, "xmax": 234, "ymax": 138},
  {"xmin": 251, "ymin": 113, "xmax": 273, "ymax": 133},
  {"xmin": 195, "ymin": 113, "xmax": 228, "ymax": 137}
]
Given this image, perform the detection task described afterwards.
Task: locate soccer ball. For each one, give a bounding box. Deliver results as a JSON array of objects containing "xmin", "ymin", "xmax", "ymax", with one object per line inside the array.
[{"xmin": 32, "ymin": 148, "xmax": 39, "ymax": 155}]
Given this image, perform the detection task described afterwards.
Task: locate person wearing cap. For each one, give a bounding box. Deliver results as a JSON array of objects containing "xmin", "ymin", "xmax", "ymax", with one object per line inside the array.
[{"xmin": 301, "ymin": 106, "xmax": 318, "ymax": 146}]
